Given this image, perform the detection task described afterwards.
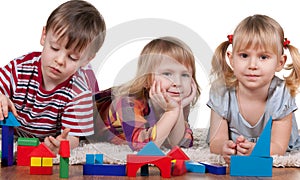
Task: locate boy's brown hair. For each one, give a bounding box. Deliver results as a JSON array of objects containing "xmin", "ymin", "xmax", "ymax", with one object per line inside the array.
[{"xmin": 45, "ymin": 0, "xmax": 106, "ymax": 55}]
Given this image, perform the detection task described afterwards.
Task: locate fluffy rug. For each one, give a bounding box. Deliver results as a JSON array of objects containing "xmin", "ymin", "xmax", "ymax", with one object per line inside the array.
[{"xmin": 54, "ymin": 128, "xmax": 300, "ymax": 167}]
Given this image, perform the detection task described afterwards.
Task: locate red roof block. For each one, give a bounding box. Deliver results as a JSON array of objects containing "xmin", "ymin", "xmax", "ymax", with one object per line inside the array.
[
  {"xmin": 167, "ymin": 146, "xmax": 190, "ymax": 160},
  {"xmin": 29, "ymin": 143, "xmax": 56, "ymax": 158}
]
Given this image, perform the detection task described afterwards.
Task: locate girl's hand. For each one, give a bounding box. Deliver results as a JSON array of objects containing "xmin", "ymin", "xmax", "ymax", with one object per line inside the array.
[
  {"xmin": 181, "ymin": 79, "xmax": 197, "ymax": 108},
  {"xmin": 236, "ymin": 135, "xmax": 254, "ymax": 155},
  {"xmin": 222, "ymin": 140, "xmax": 237, "ymax": 164},
  {"xmin": 0, "ymin": 94, "xmax": 18, "ymax": 120},
  {"xmin": 149, "ymin": 80, "xmax": 179, "ymax": 112},
  {"xmin": 44, "ymin": 128, "xmax": 70, "ymax": 154}
]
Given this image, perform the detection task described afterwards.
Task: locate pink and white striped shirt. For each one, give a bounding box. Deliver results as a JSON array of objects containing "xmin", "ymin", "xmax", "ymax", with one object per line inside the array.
[{"xmin": 0, "ymin": 52, "xmax": 94, "ymax": 139}]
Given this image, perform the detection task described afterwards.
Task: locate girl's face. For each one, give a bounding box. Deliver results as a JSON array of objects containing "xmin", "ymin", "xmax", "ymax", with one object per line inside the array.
[
  {"xmin": 154, "ymin": 58, "xmax": 193, "ymax": 102},
  {"xmin": 228, "ymin": 45, "xmax": 286, "ymax": 91}
]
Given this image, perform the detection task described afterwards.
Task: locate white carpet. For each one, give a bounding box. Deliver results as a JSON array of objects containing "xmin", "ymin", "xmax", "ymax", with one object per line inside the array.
[{"xmin": 52, "ymin": 128, "xmax": 300, "ymax": 167}]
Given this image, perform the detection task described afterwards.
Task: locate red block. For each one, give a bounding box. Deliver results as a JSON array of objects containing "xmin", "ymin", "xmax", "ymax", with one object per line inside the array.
[
  {"xmin": 172, "ymin": 159, "xmax": 187, "ymax": 176},
  {"xmin": 30, "ymin": 166, "xmax": 53, "ymax": 175},
  {"xmin": 127, "ymin": 154, "xmax": 171, "ymax": 178},
  {"xmin": 167, "ymin": 146, "xmax": 190, "ymax": 160},
  {"xmin": 17, "ymin": 146, "xmax": 36, "ymax": 166},
  {"xmin": 59, "ymin": 140, "xmax": 70, "ymax": 158}
]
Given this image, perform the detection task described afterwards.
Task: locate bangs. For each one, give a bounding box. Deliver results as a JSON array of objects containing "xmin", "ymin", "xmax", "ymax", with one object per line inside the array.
[
  {"xmin": 233, "ymin": 31, "xmax": 280, "ymax": 55},
  {"xmin": 50, "ymin": 22, "xmax": 92, "ymax": 53}
]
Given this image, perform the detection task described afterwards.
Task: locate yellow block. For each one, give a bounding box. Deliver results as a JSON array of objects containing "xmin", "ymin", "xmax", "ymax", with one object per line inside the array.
[
  {"xmin": 42, "ymin": 158, "xmax": 53, "ymax": 167},
  {"xmin": 30, "ymin": 157, "xmax": 41, "ymax": 166}
]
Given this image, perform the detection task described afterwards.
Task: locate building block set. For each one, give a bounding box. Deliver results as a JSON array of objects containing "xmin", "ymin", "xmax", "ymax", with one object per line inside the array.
[
  {"xmin": 230, "ymin": 116, "xmax": 273, "ymax": 177},
  {"xmin": 1, "ymin": 113, "xmax": 274, "ymax": 177}
]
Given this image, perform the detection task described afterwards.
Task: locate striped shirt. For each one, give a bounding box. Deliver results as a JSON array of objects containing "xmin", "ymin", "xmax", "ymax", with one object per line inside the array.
[
  {"xmin": 100, "ymin": 95, "xmax": 193, "ymax": 151},
  {"xmin": 0, "ymin": 52, "xmax": 94, "ymax": 140}
]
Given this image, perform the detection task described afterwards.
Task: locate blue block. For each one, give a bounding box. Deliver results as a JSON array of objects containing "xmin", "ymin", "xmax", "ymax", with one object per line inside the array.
[
  {"xmin": 185, "ymin": 161, "xmax": 205, "ymax": 173},
  {"xmin": 83, "ymin": 164, "xmax": 126, "ymax": 176},
  {"xmin": 137, "ymin": 141, "xmax": 165, "ymax": 156},
  {"xmin": 199, "ymin": 162, "xmax": 226, "ymax": 175},
  {"xmin": 95, "ymin": 154, "xmax": 103, "ymax": 164},
  {"xmin": 251, "ymin": 116, "xmax": 272, "ymax": 157},
  {"xmin": 86, "ymin": 154, "xmax": 95, "ymax": 164},
  {"xmin": 0, "ymin": 112, "xmax": 20, "ymax": 126},
  {"xmin": 1, "ymin": 126, "xmax": 14, "ymax": 166},
  {"xmin": 230, "ymin": 156, "xmax": 273, "ymax": 177}
]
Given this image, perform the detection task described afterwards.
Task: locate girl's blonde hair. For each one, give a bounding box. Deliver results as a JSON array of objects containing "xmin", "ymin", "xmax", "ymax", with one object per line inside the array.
[
  {"xmin": 113, "ymin": 36, "xmax": 201, "ymax": 106},
  {"xmin": 211, "ymin": 14, "xmax": 300, "ymax": 96}
]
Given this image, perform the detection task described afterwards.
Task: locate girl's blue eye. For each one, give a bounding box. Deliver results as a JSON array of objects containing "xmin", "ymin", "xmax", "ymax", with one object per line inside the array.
[
  {"xmin": 260, "ymin": 55, "xmax": 268, "ymax": 60},
  {"xmin": 162, "ymin": 72, "xmax": 172, "ymax": 76},
  {"xmin": 182, "ymin": 73, "xmax": 190, "ymax": 78}
]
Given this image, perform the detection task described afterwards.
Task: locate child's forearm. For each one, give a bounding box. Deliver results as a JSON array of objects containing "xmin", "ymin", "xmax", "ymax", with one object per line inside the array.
[
  {"xmin": 210, "ymin": 139, "xmax": 226, "ymax": 154},
  {"xmin": 155, "ymin": 109, "xmax": 180, "ymax": 147},
  {"xmin": 167, "ymin": 109, "xmax": 185, "ymax": 146},
  {"xmin": 271, "ymin": 142, "xmax": 287, "ymax": 156}
]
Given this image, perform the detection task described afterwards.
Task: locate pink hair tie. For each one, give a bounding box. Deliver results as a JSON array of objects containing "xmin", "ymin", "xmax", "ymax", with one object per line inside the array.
[
  {"xmin": 283, "ymin": 38, "xmax": 290, "ymax": 49},
  {"xmin": 227, "ymin": 35, "xmax": 233, "ymax": 44}
]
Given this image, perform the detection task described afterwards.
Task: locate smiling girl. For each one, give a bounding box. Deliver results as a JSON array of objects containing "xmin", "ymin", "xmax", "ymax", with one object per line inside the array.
[
  {"xmin": 207, "ymin": 14, "xmax": 300, "ymax": 164},
  {"xmin": 96, "ymin": 36, "xmax": 201, "ymax": 150}
]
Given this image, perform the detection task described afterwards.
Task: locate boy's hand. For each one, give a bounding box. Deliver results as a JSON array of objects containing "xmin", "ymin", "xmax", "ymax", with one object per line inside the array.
[
  {"xmin": 222, "ymin": 140, "xmax": 237, "ymax": 164},
  {"xmin": 236, "ymin": 135, "xmax": 254, "ymax": 155},
  {"xmin": 44, "ymin": 128, "xmax": 70, "ymax": 154},
  {"xmin": 0, "ymin": 94, "xmax": 18, "ymax": 120}
]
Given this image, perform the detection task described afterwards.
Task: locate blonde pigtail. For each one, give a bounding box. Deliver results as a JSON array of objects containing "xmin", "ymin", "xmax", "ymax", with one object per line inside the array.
[
  {"xmin": 210, "ymin": 41, "xmax": 234, "ymax": 89},
  {"xmin": 284, "ymin": 45, "xmax": 300, "ymax": 97}
]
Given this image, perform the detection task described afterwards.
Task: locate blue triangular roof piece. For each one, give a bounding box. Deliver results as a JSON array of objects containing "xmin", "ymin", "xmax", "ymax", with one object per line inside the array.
[
  {"xmin": 0, "ymin": 112, "xmax": 20, "ymax": 127},
  {"xmin": 137, "ymin": 141, "xmax": 165, "ymax": 156},
  {"xmin": 250, "ymin": 116, "xmax": 272, "ymax": 157}
]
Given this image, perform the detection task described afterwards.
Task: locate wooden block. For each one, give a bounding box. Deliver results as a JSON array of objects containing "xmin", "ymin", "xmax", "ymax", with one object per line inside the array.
[
  {"xmin": 42, "ymin": 157, "xmax": 53, "ymax": 167},
  {"xmin": 137, "ymin": 141, "xmax": 165, "ymax": 156},
  {"xmin": 17, "ymin": 146, "xmax": 36, "ymax": 166},
  {"xmin": 199, "ymin": 162, "xmax": 226, "ymax": 175},
  {"xmin": 230, "ymin": 156, "xmax": 273, "ymax": 177},
  {"xmin": 185, "ymin": 161, "xmax": 205, "ymax": 173},
  {"xmin": 30, "ymin": 157, "xmax": 42, "ymax": 167},
  {"xmin": 83, "ymin": 164, "xmax": 126, "ymax": 176}
]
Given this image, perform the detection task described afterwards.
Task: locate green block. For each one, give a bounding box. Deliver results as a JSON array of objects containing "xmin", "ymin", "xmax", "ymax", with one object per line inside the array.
[
  {"xmin": 17, "ymin": 137, "xmax": 39, "ymax": 146},
  {"xmin": 60, "ymin": 157, "xmax": 69, "ymax": 178}
]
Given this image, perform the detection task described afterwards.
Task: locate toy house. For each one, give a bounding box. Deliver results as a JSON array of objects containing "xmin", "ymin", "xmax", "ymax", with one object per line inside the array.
[
  {"xmin": 127, "ymin": 141, "xmax": 172, "ymax": 178},
  {"xmin": 29, "ymin": 143, "xmax": 56, "ymax": 175}
]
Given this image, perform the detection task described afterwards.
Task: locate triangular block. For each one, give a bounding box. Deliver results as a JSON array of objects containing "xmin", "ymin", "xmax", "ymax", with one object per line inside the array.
[
  {"xmin": 167, "ymin": 146, "xmax": 190, "ymax": 160},
  {"xmin": 251, "ymin": 116, "xmax": 272, "ymax": 157},
  {"xmin": 137, "ymin": 141, "xmax": 165, "ymax": 156},
  {"xmin": 29, "ymin": 143, "xmax": 56, "ymax": 158},
  {"xmin": 0, "ymin": 112, "xmax": 20, "ymax": 126}
]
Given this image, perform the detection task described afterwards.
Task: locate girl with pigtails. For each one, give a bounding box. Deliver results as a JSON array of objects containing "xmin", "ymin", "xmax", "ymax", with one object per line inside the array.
[{"xmin": 207, "ymin": 14, "xmax": 300, "ymax": 164}]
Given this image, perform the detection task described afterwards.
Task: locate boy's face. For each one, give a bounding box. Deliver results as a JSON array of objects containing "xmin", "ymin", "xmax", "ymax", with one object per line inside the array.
[{"xmin": 40, "ymin": 28, "xmax": 93, "ymax": 90}]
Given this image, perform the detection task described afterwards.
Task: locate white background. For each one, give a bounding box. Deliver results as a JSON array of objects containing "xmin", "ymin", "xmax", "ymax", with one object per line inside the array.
[{"xmin": 0, "ymin": 0, "xmax": 300, "ymax": 128}]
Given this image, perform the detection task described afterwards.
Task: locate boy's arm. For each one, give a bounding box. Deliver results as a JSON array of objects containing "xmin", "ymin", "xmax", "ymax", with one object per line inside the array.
[{"xmin": 270, "ymin": 113, "xmax": 293, "ymax": 155}]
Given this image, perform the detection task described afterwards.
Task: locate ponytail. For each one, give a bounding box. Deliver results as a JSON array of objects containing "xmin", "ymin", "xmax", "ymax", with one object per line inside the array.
[
  {"xmin": 210, "ymin": 40, "xmax": 236, "ymax": 89},
  {"xmin": 284, "ymin": 44, "xmax": 300, "ymax": 97}
]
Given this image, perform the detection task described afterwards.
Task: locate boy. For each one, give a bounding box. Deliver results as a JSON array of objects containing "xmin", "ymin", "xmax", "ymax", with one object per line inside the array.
[{"xmin": 0, "ymin": 0, "xmax": 106, "ymax": 153}]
